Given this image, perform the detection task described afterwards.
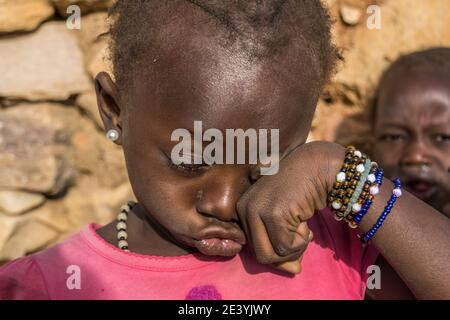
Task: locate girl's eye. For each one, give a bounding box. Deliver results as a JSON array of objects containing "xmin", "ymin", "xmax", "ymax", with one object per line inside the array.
[
  {"xmin": 379, "ymin": 134, "xmax": 406, "ymax": 142},
  {"xmin": 168, "ymin": 161, "xmax": 208, "ymax": 176}
]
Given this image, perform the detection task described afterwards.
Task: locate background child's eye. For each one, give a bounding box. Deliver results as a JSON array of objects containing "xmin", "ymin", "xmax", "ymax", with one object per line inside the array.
[
  {"xmin": 433, "ymin": 134, "xmax": 450, "ymax": 143},
  {"xmin": 379, "ymin": 134, "xmax": 406, "ymax": 142}
]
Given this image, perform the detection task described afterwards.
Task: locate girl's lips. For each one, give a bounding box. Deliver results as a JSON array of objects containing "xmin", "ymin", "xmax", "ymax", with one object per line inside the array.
[{"xmin": 194, "ymin": 238, "xmax": 243, "ymax": 256}]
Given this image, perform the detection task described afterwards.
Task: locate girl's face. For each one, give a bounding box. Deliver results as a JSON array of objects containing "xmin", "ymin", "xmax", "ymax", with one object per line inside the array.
[
  {"xmin": 97, "ymin": 15, "xmax": 320, "ymax": 256},
  {"xmin": 373, "ymin": 70, "xmax": 450, "ymax": 214}
]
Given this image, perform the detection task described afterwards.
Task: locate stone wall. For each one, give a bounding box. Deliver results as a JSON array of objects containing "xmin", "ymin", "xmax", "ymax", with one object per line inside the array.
[{"xmin": 0, "ymin": 0, "xmax": 449, "ymax": 263}]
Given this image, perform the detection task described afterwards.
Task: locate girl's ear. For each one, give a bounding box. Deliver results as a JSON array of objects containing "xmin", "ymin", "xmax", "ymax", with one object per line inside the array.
[{"xmin": 95, "ymin": 72, "xmax": 123, "ymax": 145}]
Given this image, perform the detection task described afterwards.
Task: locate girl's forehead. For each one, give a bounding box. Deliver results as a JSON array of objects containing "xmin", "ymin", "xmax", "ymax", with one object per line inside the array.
[
  {"xmin": 123, "ymin": 16, "xmax": 320, "ymax": 146},
  {"xmin": 130, "ymin": 71, "xmax": 315, "ymax": 143},
  {"xmin": 131, "ymin": 32, "xmax": 317, "ymax": 127},
  {"xmin": 131, "ymin": 10, "xmax": 317, "ymax": 95}
]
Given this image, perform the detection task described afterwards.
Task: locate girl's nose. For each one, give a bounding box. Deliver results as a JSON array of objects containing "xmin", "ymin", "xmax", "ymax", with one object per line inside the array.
[{"xmin": 196, "ymin": 169, "xmax": 250, "ymax": 222}]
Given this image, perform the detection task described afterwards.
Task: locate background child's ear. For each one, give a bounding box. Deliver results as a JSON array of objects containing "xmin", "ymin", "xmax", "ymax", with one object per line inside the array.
[{"xmin": 95, "ymin": 72, "xmax": 123, "ymax": 145}]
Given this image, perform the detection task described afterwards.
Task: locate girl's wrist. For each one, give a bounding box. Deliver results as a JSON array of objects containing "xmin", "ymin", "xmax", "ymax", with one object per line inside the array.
[
  {"xmin": 299, "ymin": 141, "xmax": 346, "ymax": 209},
  {"xmin": 323, "ymin": 143, "xmax": 347, "ymax": 194}
]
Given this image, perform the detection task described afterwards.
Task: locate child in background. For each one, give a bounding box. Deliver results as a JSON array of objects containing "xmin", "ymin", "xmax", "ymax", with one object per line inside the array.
[
  {"xmin": 371, "ymin": 48, "xmax": 450, "ymax": 218},
  {"xmin": 1, "ymin": 1, "xmax": 449, "ymax": 300}
]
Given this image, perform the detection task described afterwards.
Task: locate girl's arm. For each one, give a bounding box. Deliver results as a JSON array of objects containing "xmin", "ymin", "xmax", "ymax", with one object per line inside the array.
[
  {"xmin": 237, "ymin": 141, "xmax": 450, "ymax": 299},
  {"xmin": 365, "ymin": 255, "xmax": 415, "ymax": 299},
  {"xmin": 352, "ymin": 176, "xmax": 450, "ymax": 299}
]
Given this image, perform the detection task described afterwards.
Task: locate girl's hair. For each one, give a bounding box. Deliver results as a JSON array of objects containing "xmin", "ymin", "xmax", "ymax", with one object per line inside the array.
[
  {"xmin": 107, "ymin": 0, "xmax": 339, "ymax": 102},
  {"xmin": 368, "ymin": 47, "xmax": 450, "ymax": 127}
]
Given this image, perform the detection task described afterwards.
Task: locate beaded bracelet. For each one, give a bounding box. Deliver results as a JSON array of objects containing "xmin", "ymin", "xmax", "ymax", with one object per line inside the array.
[
  {"xmin": 345, "ymin": 164, "xmax": 379, "ymax": 228},
  {"xmin": 343, "ymin": 158, "xmax": 372, "ymax": 218},
  {"xmin": 330, "ymin": 151, "xmax": 367, "ymax": 218},
  {"xmin": 329, "ymin": 146, "xmax": 362, "ymax": 198},
  {"xmin": 328, "ymin": 147, "xmax": 383, "ymax": 227},
  {"xmin": 359, "ymin": 178, "xmax": 402, "ymax": 244},
  {"xmin": 332, "ymin": 168, "xmax": 366, "ymax": 218},
  {"xmin": 353, "ymin": 168, "xmax": 384, "ymax": 224},
  {"xmin": 329, "ymin": 147, "xmax": 367, "ymax": 219}
]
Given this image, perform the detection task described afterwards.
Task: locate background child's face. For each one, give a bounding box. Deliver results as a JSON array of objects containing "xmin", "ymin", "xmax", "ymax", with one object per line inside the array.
[
  {"xmin": 373, "ymin": 70, "xmax": 450, "ymax": 214},
  {"xmin": 117, "ymin": 16, "xmax": 319, "ymax": 255}
]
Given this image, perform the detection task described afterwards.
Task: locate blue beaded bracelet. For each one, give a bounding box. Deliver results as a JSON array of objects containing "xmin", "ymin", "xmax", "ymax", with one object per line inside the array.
[
  {"xmin": 353, "ymin": 168, "xmax": 384, "ymax": 224},
  {"xmin": 359, "ymin": 177, "xmax": 402, "ymax": 244}
]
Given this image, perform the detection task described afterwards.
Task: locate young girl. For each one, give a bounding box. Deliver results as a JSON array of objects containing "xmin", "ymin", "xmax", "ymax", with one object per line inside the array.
[{"xmin": 1, "ymin": 0, "xmax": 449, "ymax": 300}]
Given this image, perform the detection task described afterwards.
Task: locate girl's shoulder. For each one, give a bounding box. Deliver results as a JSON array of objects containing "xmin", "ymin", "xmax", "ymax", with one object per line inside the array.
[
  {"xmin": 0, "ymin": 252, "xmax": 49, "ymax": 299},
  {"xmin": 0, "ymin": 225, "xmax": 92, "ymax": 300}
]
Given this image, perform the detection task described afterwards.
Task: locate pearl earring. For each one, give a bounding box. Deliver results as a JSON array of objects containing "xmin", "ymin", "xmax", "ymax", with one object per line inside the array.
[{"xmin": 106, "ymin": 129, "xmax": 119, "ymax": 142}]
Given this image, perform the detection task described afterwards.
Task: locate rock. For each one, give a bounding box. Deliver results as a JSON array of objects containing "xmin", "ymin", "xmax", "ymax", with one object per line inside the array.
[
  {"xmin": 28, "ymin": 200, "xmax": 73, "ymax": 233},
  {"xmin": 0, "ymin": 103, "xmax": 76, "ymax": 195},
  {"xmin": 0, "ymin": 219, "xmax": 59, "ymax": 261},
  {"xmin": 0, "ymin": 177, "xmax": 132, "ymax": 262},
  {"xmin": 76, "ymin": 90, "xmax": 104, "ymax": 128},
  {"xmin": 334, "ymin": 0, "xmax": 450, "ymax": 100},
  {"xmin": 64, "ymin": 174, "xmax": 133, "ymax": 229},
  {"xmin": 311, "ymin": 100, "xmax": 360, "ymax": 142},
  {"xmin": 0, "ymin": 153, "xmax": 67, "ymax": 195},
  {"xmin": 88, "ymin": 44, "xmax": 111, "ymax": 78},
  {"xmin": 75, "ymin": 12, "xmax": 112, "ymax": 78},
  {"xmin": 0, "ymin": 21, "xmax": 91, "ymax": 101},
  {"xmin": 51, "ymin": 0, "xmax": 113, "ymax": 17},
  {"xmin": 0, "ymin": 0, "xmax": 54, "ymax": 33},
  {"xmin": 76, "ymin": 12, "xmax": 109, "ymax": 58},
  {"xmin": 92, "ymin": 182, "xmax": 135, "ymax": 225},
  {"xmin": 0, "ymin": 215, "xmax": 19, "ymax": 257},
  {"xmin": 0, "ymin": 101, "xmax": 128, "ymax": 195},
  {"xmin": 0, "ymin": 190, "xmax": 46, "ymax": 216},
  {"xmin": 339, "ymin": 4, "xmax": 362, "ymax": 26}
]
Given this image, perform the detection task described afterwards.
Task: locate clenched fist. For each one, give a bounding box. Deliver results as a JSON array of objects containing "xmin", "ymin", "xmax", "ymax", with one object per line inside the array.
[{"xmin": 237, "ymin": 141, "xmax": 345, "ymax": 274}]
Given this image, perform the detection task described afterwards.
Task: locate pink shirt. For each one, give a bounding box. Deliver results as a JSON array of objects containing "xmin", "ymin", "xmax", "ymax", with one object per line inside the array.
[{"xmin": 0, "ymin": 208, "xmax": 378, "ymax": 300}]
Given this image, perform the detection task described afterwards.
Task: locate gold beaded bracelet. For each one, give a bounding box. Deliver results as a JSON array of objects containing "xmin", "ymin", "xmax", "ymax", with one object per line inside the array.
[
  {"xmin": 345, "ymin": 162, "xmax": 378, "ymax": 227},
  {"xmin": 328, "ymin": 146, "xmax": 381, "ymax": 227},
  {"xmin": 328, "ymin": 146, "xmax": 367, "ymax": 219}
]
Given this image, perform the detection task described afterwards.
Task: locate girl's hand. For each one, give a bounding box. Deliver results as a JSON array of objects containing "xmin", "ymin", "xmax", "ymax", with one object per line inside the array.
[{"xmin": 236, "ymin": 141, "xmax": 345, "ymax": 274}]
